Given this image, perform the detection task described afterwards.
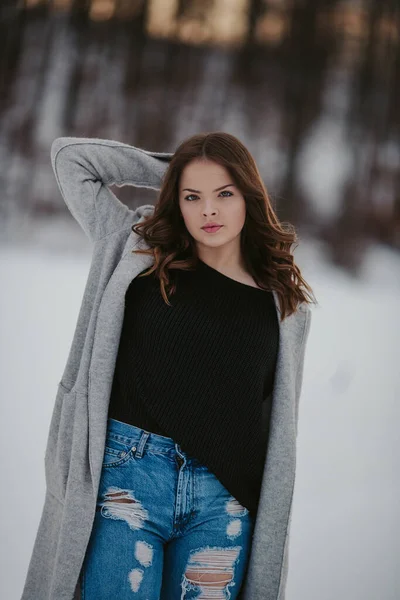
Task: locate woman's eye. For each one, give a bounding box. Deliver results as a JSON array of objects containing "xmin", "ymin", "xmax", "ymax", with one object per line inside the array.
[{"xmin": 184, "ymin": 190, "xmax": 233, "ymax": 202}]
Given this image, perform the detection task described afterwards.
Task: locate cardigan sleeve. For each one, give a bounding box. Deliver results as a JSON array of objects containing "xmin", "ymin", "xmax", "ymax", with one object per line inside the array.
[
  {"xmin": 50, "ymin": 137, "xmax": 173, "ymax": 242},
  {"xmin": 294, "ymin": 306, "xmax": 312, "ymax": 436}
]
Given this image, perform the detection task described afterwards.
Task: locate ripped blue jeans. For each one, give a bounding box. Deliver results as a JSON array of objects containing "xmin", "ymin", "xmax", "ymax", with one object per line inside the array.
[{"xmin": 80, "ymin": 418, "xmax": 255, "ymax": 599}]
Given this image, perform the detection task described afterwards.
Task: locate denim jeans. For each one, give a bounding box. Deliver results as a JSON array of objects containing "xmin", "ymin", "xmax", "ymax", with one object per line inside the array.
[{"xmin": 80, "ymin": 417, "xmax": 255, "ymax": 599}]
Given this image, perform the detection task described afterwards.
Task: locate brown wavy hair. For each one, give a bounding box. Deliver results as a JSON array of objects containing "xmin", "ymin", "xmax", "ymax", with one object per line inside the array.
[{"xmin": 131, "ymin": 131, "xmax": 317, "ymax": 320}]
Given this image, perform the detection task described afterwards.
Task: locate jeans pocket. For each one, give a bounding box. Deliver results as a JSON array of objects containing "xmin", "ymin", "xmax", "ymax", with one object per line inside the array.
[{"xmin": 102, "ymin": 435, "xmax": 136, "ymax": 468}]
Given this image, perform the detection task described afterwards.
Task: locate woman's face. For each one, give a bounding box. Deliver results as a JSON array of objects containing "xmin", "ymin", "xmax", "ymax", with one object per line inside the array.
[{"xmin": 178, "ymin": 158, "xmax": 246, "ymax": 254}]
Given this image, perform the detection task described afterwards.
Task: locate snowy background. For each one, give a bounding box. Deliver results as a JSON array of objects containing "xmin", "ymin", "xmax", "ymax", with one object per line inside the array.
[{"xmin": 1, "ymin": 0, "xmax": 400, "ymax": 598}]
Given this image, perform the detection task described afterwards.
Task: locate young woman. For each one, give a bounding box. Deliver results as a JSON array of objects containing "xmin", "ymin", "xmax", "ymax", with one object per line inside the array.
[{"xmin": 21, "ymin": 131, "xmax": 315, "ymax": 600}]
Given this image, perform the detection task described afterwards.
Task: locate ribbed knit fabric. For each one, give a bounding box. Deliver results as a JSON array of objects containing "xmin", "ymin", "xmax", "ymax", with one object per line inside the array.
[{"xmin": 108, "ymin": 257, "xmax": 280, "ymax": 517}]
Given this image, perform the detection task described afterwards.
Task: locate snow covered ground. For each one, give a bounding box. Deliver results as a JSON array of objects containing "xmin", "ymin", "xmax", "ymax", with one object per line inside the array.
[{"xmin": 0, "ymin": 219, "xmax": 399, "ymax": 600}]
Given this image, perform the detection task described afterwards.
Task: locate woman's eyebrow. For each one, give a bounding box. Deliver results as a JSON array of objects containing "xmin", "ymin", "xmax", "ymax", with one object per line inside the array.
[{"xmin": 181, "ymin": 183, "xmax": 235, "ymax": 193}]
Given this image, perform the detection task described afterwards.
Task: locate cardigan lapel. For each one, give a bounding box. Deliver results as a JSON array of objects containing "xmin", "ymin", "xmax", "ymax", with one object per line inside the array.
[{"xmin": 244, "ymin": 295, "xmax": 306, "ymax": 599}]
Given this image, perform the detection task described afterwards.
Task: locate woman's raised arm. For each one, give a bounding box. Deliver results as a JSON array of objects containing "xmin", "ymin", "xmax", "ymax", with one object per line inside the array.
[{"xmin": 50, "ymin": 137, "xmax": 173, "ymax": 242}]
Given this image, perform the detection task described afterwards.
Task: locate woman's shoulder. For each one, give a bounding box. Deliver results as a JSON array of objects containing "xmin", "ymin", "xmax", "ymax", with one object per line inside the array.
[{"xmin": 298, "ymin": 302, "xmax": 311, "ymax": 314}]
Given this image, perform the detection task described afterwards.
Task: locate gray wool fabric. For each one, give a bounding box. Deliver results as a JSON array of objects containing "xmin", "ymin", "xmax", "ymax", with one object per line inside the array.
[{"xmin": 20, "ymin": 137, "xmax": 312, "ymax": 600}]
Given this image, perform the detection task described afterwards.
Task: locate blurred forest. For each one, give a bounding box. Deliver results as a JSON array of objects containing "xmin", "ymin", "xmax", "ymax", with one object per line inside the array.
[{"xmin": 0, "ymin": 0, "xmax": 399, "ymax": 273}]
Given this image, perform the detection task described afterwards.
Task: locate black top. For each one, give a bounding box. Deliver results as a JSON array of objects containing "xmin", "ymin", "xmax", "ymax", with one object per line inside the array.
[{"xmin": 108, "ymin": 257, "xmax": 280, "ymax": 517}]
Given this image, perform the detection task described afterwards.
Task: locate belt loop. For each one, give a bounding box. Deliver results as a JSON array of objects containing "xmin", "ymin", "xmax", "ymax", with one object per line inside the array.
[{"xmin": 133, "ymin": 430, "xmax": 150, "ymax": 459}]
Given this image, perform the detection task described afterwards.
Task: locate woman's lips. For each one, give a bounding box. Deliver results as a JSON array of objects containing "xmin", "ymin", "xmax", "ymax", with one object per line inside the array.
[{"xmin": 202, "ymin": 226, "xmax": 223, "ymax": 233}]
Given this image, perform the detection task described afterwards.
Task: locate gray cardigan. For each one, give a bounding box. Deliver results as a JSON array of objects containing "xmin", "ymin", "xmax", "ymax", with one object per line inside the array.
[{"xmin": 21, "ymin": 137, "xmax": 312, "ymax": 600}]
